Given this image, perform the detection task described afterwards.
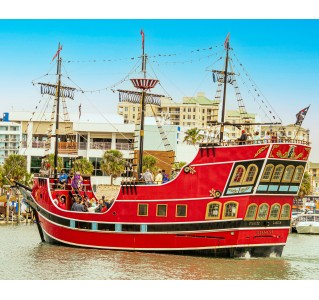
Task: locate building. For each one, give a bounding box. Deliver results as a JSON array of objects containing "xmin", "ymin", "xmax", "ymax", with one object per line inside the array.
[
  {"xmin": 118, "ymin": 92, "xmax": 220, "ymax": 128},
  {"xmin": 4, "ymin": 111, "xmax": 181, "ymax": 183},
  {"xmin": 260, "ymin": 124, "xmax": 310, "ymax": 142},
  {"xmin": 308, "ymin": 162, "xmax": 319, "ymax": 196},
  {"xmin": 0, "ymin": 113, "xmax": 22, "ymax": 165}
]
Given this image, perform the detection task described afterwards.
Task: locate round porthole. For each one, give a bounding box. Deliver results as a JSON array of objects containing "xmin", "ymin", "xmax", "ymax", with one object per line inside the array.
[{"xmin": 184, "ymin": 166, "xmax": 190, "ymax": 173}]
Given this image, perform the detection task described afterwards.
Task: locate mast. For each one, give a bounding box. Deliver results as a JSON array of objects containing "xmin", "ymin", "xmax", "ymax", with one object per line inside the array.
[
  {"xmin": 54, "ymin": 43, "xmax": 62, "ymax": 181},
  {"xmin": 129, "ymin": 30, "xmax": 159, "ymax": 178},
  {"xmin": 138, "ymin": 31, "xmax": 147, "ymax": 177},
  {"xmin": 220, "ymin": 33, "xmax": 230, "ymax": 143}
]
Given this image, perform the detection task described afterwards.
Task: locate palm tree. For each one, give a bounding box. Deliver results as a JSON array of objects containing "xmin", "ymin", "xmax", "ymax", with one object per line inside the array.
[
  {"xmin": 100, "ymin": 150, "xmax": 125, "ymax": 185},
  {"xmin": 3, "ymin": 154, "xmax": 27, "ymax": 182},
  {"xmin": 142, "ymin": 155, "xmax": 157, "ymax": 173},
  {"xmin": 299, "ymin": 172, "xmax": 311, "ymax": 198},
  {"xmin": 183, "ymin": 128, "xmax": 201, "ymax": 145},
  {"xmin": 72, "ymin": 158, "xmax": 94, "ymax": 176},
  {"xmin": 45, "ymin": 154, "xmax": 63, "ymax": 174}
]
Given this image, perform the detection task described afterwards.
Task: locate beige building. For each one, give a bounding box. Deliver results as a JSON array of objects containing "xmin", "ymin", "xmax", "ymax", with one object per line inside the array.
[
  {"xmin": 118, "ymin": 92, "xmax": 220, "ymax": 128},
  {"xmin": 260, "ymin": 124, "xmax": 310, "ymax": 142},
  {"xmin": 308, "ymin": 162, "xmax": 319, "ymax": 196}
]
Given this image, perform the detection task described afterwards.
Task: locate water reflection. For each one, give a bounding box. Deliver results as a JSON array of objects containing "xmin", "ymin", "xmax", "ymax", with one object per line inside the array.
[{"xmin": 1, "ymin": 224, "xmax": 319, "ymax": 280}]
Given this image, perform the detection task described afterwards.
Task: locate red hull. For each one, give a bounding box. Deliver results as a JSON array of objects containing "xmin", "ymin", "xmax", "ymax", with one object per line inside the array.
[{"xmin": 18, "ymin": 142, "xmax": 310, "ymax": 257}]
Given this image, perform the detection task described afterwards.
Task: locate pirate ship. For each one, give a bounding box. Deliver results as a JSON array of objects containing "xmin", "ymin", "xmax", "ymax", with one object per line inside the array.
[{"xmin": 14, "ymin": 34, "xmax": 311, "ymax": 257}]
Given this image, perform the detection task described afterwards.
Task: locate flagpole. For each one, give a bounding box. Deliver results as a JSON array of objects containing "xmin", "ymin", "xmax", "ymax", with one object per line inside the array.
[
  {"xmin": 220, "ymin": 33, "xmax": 230, "ymax": 143},
  {"xmin": 54, "ymin": 43, "xmax": 62, "ymax": 182}
]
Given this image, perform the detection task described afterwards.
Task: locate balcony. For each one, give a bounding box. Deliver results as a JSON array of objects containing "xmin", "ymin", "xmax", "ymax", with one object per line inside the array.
[
  {"xmin": 90, "ymin": 142, "xmax": 112, "ymax": 150},
  {"xmin": 58, "ymin": 142, "xmax": 78, "ymax": 154},
  {"xmin": 116, "ymin": 142, "xmax": 133, "ymax": 151}
]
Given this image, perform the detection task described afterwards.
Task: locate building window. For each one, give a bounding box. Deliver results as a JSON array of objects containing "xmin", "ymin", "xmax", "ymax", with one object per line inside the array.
[
  {"xmin": 243, "ymin": 164, "xmax": 258, "ymax": 185},
  {"xmin": 282, "ymin": 165, "xmax": 295, "ymax": 182},
  {"xmin": 89, "ymin": 157, "xmax": 102, "ymax": 176},
  {"xmin": 280, "ymin": 204, "xmax": 291, "ymax": 220},
  {"xmin": 156, "ymin": 204, "xmax": 167, "ymax": 217},
  {"xmin": 269, "ymin": 203, "xmax": 281, "ymax": 220},
  {"xmin": 261, "ymin": 164, "xmax": 274, "ymax": 182},
  {"xmin": 245, "ymin": 204, "xmax": 258, "ymax": 220},
  {"xmin": 230, "ymin": 165, "xmax": 246, "ymax": 186},
  {"xmin": 271, "ymin": 164, "xmax": 284, "ymax": 182},
  {"xmin": 206, "ymin": 201, "xmax": 221, "ymax": 219},
  {"xmin": 124, "ymin": 107, "xmax": 128, "ymax": 111},
  {"xmin": 176, "ymin": 205, "xmax": 187, "ymax": 217},
  {"xmin": 223, "ymin": 202, "xmax": 238, "ymax": 219},
  {"xmin": 257, "ymin": 203, "xmax": 269, "ymax": 220},
  {"xmin": 30, "ymin": 156, "xmax": 42, "ymax": 174},
  {"xmin": 138, "ymin": 204, "xmax": 148, "ymax": 216},
  {"xmin": 292, "ymin": 166, "xmax": 304, "ymax": 183}
]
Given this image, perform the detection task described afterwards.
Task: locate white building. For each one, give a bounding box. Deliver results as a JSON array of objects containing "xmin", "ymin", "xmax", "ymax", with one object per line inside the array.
[{"xmin": 0, "ymin": 113, "xmax": 22, "ymax": 165}]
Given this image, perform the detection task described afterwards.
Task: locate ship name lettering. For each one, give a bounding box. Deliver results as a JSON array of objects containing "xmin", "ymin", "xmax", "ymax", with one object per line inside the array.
[
  {"xmin": 249, "ymin": 221, "xmax": 260, "ymax": 226},
  {"xmin": 256, "ymin": 230, "xmax": 274, "ymax": 235},
  {"xmin": 272, "ymin": 221, "xmax": 282, "ymax": 225}
]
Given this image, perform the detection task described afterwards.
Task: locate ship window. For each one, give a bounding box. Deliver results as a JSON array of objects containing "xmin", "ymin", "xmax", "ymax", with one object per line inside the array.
[
  {"xmin": 261, "ymin": 164, "xmax": 274, "ymax": 182},
  {"xmin": 156, "ymin": 204, "xmax": 167, "ymax": 217},
  {"xmin": 245, "ymin": 204, "xmax": 258, "ymax": 220},
  {"xmin": 230, "ymin": 165, "xmax": 246, "ymax": 186},
  {"xmin": 138, "ymin": 204, "xmax": 148, "ymax": 216},
  {"xmin": 223, "ymin": 201, "xmax": 238, "ymax": 219},
  {"xmin": 292, "ymin": 166, "xmax": 305, "ymax": 183},
  {"xmin": 243, "ymin": 164, "xmax": 258, "ymax": 185},
  {"xmin": 269, "ymin": 203, "xmax": 281, "ymax": 220},
  {"xmin": 176, "ymin": 205, "xmax": 187, "ymax": 217},
  {"xmin": 280, "ymin": 204, "xmax": 291, "ymax": 220},
  {"xmin": 206, "ymin": 201, "xmax": 221, "ymax": 219},
  {"xmin": 271, "ymin": 164, "xmax": 284, "ymax": 182},
  {"xmin": 257, "ymin": 203, "xmax": 269, "ymax": 220},
  {"xmin": 282, "ymin": 165, "xmax": 295, "ymax": 183}
]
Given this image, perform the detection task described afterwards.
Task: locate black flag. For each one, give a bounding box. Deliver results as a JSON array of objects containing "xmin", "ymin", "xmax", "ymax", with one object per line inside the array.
[{"xmin": 295, "ymin": 105, "xmax": 310, "ymax": 126}]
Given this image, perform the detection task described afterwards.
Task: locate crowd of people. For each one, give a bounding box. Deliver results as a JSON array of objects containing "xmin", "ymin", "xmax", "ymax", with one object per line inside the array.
[
  {"xmin": 237, "ymin": 129, "xmax": 283, "ymax": 145},
  {"xmin": 139, "ymin": 168, "xmax": 179, "ymax": 185}
]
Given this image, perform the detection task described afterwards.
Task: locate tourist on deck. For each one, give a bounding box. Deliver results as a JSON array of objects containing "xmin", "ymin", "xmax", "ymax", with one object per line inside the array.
[
  {"xmin": 71, "ymin": 198, "xmax": 85, "ymax": 212},
  {"xmin": 71, "ymin": 171, "xmax": 83, "ymax": 191},
  {"xmin": 58, "ymin": 196, "xmax": 67, "ymax": 210},
  {"xmin": 162, "ymin": 170, "xmax": 169, "ymax": 183},
  {"xmin": 237, "ymin": 130, "xmax": 248, "ymax": 145},
  {"xmin": 271, "ymin": 131, "xmax": 278, "ymax": 143},
  {"xmin": 95, "ymin": 198, "xmax": 105, "ymax": 213},
  {"xmin": 58, "ymin": 170, "xmax": 68, "ymax": 189},
  {"xmin": 253, "ymin": 131, "xmax": 261, "ymax": 144},
  {"xmin": 170, "ymin": 168, "xmax": 178, "ymax": 180},
  {"xmin": 264, "ymin": 131, "xmax": 271, "ymax": 143},
  {"xmin": 155, "ymin": 169, "xmax": 163, "ymax": 185},
  {"xmin": 143, "ymin": 169, "xmax": 154, "ymax": 184}
]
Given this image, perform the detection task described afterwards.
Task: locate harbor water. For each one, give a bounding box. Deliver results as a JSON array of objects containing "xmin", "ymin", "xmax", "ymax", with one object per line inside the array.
[{"xmin": 0, "ymin": 223, "xmax": 319, "ymax": 280}]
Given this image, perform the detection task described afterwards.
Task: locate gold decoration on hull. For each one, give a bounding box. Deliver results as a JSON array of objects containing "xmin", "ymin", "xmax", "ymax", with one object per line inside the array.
[{"xmin": 254, "ymin": 145, "xmax": 270, "ymax": 158}]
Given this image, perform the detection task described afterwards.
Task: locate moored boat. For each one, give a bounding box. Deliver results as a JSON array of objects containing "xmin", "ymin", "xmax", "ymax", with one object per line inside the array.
[
  {"xmin": 14, "ymin": 33, "xmax": 311, "ymax": 258},
  {"xmin": 295, "ymin": 214, "xmax": 319, "ymax": 234}
]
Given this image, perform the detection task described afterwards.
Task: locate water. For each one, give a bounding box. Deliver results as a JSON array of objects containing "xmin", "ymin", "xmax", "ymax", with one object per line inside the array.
[{"xmin": 0, "ymin": 224, "xmax": 319, "ymax": 280}]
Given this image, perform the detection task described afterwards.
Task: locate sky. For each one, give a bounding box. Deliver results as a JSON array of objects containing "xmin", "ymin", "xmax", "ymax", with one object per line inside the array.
[{"xmin": 0, "ymin": 1, "xmax": 318, "ymax": 161}]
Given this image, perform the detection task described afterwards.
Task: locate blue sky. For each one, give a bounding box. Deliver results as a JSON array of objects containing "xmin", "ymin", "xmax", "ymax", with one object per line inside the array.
[{"xmin": 0, "ymin": 18, "xmax": 318, "ymax": 159}]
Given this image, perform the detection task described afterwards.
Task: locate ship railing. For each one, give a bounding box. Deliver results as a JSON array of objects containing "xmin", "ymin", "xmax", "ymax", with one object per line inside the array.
[{"xmin": 200, "ymin": 138, "xmax": 311, "ymax": 147}]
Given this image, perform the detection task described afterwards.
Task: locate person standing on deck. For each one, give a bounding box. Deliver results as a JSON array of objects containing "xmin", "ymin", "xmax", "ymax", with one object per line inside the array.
[
  {"xmin": 143, "ymin": 169, "xmax": 154, "ymax": 184},
  {"xmin": 155, "ymin": 169, "xmax": 163, "ymax": 185}
]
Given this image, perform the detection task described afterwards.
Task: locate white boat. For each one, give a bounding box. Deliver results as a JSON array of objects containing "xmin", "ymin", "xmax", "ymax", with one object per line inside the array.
[{"xmin": 295, "ymin": 214, "xmax": 319, "ymax": 234}]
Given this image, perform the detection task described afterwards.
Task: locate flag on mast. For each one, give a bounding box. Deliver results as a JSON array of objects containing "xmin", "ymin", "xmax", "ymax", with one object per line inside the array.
[
  {"xmin": 295, "ymin": 105, "xmax": 310, "ymax": 126},
  {"xmin": 140, "ymin": 29, "xmax": 145, "ymax": 52},
  {"xmin": 52, "ymin": 45, "xmax": 63, "ymax": 62},
  {"xmin": 224, "ymin": 33, "xmax": 230, "ymax": 49}
]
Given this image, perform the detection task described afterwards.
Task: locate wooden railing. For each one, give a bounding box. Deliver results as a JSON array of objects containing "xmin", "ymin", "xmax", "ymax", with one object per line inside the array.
[{"xmin": 58, "ymin": 141, "xmax": 78, "ymax": 154}]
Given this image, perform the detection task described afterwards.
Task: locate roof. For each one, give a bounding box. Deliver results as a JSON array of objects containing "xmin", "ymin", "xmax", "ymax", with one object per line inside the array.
[{"xmin": 182, "ymin": 92, "xmax": 219, "ymax": 106}]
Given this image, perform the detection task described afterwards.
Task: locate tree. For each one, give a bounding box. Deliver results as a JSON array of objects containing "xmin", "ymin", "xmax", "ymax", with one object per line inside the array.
[
  {"xmin": 183, "ymin": 128, "xmax": 202, "ymax": 145},
  {"xmin": 72, "ymin": 157, "xmax": 94, "ymax": 176},
  {"xmin": 298, "ymin": 172, "xmax": 311, "ymax": 198},
  {"xmin": 100, "ymin": 150, "xmax": 125, "ymax": 185},
  {"xmin": 3, "ymin": 154, "xmax": 27, "ymax": 182},
  {"xmin": 173, "ymin": 161, "xmax": 187, "ymax": 170},
  {"xmin": 43, "ymin": 154, "xmax": 63, "ymax": 174},
  {"xmin": 142, "ymin": 155, "xmax": 157, "ymax": 173}
]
